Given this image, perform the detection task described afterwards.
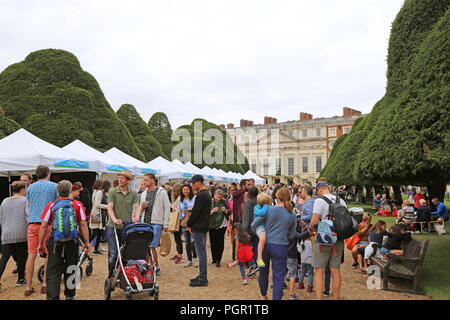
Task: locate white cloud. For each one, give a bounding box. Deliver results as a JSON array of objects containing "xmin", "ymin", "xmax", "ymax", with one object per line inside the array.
[{"xmin": 0, "ymin": 0, "xmax": 404, "ymax": 128}]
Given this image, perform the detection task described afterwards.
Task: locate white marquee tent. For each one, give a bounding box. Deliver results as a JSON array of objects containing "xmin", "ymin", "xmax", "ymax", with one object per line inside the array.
[
  {"xmin": 0, "ymin": 129, "xmax": 102, "ymax": 176},
  {"xmin": 243, "ymin": 170, "xmax": 266, "ymax": 185},
  {"xmin": 104, "ymin": 148, "xmax": 159, "ymax": 176},
  {"xmin": 147, "ymin": 156, "xmax": 190, "ymax": 180},
  {"xmin": 63, "ymin": 140, "xmax": 139, "ymax": 175}
]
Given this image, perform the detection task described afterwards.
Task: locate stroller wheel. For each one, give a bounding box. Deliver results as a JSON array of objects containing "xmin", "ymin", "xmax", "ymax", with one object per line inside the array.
[
  {"xmin": 154, "ymin": 285, "xmax": 160, "ymax": 300},
  {"xmin": 85, "ymin": 262, "xmax": 93, "ymax": 276},
  {"xmin": 125, "ymin": 292, "xmax": 133, "ymax": 300},
  {"xmin": 37, "ymin": 265, "xmax": 45, "ymax": 283},
  {"xmin": 104, "ymin": 278, "xmax": 112, "ymax": 300}
]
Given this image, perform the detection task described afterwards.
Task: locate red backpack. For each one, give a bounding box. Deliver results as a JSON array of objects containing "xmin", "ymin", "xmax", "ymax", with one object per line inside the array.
[{"xmin": 237, "ymin": 243, "xmax": 254, "ymax": 263}]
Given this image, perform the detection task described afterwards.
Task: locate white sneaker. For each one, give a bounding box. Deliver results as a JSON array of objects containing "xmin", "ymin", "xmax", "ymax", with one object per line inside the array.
[
  {"xmin": 183, "ymin": 260, "xmax": 193, "ymax": 268},
  {"xmin": 192, "ymin": 258, "xmax": 199, "ymax": 267}
]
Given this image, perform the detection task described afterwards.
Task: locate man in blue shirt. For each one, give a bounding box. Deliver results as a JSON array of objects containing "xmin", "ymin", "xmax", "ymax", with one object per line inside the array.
[
  {"xmin": 24, "ymin": 165, "xmax": 58, "ymax": 297},
  {"xmin": 431, "ymin": 198, "xmax": 449, "ymax": 221}
]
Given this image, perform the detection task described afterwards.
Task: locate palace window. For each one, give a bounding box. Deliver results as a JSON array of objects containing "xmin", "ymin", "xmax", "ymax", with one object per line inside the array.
[
  {"xmin": 288, "ymin": 158, "xmax": 294, "ymax": 176},
  {"xmin": 302, "ymin": 157, "xmax": 308, "ymax": 173}
]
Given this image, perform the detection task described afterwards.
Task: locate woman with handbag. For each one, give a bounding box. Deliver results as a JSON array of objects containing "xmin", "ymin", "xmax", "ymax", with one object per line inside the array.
[
  {"xmin": 89, "ymin": 180, "xmax": 110, "ymax": 255},
  {"xmin": 179, "ymin": 184, "xmax": 197, "ymax": 267},
  {"xmin": 168, "ymin": 184, "xmax": 184, "ymax": 264}
]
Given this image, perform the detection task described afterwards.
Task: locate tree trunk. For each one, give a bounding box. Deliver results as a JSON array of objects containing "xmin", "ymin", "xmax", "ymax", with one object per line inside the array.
[
  {"xmin": 426, "ymin": 182, "xmax": 446, "ymax": 202},
  {"xmin": 392, "ymin": 185, "xmax": 403, "ymax": 206},
  {"xmin": 374, "ymin": 185, "xmax": 383, "ymax": 195}
]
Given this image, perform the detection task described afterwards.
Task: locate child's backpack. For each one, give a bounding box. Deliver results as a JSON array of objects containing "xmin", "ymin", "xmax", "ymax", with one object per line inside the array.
[
  {"xmin": 237, "ymin": 243, "xmax": 254, "ymax": 263},
  {"xmin": 51, "ymin": 199, "xmax": 79, "ymax": 242},
  {"xmin": 320, "ymin": 196, "xmax": 358, "ymax": 240},
  {"xmin": 317, "ymin": 218, "xmax": 337, "ymax": 246}
]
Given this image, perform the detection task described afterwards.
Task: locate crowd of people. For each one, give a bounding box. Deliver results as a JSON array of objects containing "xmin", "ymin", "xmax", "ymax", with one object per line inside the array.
[
  {"xmin": 372, "ymin": 187, "xmax": 448, "ymax": 233},
  {"xmin": 0, "ymin": 165, "xmax": 448, "ymax": 300}
]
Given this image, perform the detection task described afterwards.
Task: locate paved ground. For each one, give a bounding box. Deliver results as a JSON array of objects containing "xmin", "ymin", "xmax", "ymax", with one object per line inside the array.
[{"xmin": 0, "ymin": 235, "xmax": 430, "ymax": 300}]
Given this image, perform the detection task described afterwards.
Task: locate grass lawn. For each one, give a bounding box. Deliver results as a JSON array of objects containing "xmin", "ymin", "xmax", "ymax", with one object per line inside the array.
[{"xmin": 348, "ymin": 203, "xmax": 450, "ymax": 300}]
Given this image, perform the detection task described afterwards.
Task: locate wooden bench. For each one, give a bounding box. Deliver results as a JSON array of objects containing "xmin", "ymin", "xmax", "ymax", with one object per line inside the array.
[{"xmin": 370, "ymin": 237, "xmax": 430, "ymax": 294}]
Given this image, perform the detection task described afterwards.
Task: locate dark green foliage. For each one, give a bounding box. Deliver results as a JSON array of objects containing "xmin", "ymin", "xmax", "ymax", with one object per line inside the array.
[
  {"xmin": 172, "ymin": 118, "xmax": 249, "ymax": 174},
  {"xmin": 117, "ymin": 104, "xmax": 166, "ymax": 162},
  {"xmin": 322, "ymin": 0, "xmax": 450, "ymax": 192},
  {"xmin": 0, "ymin": 49, "xmax": 144, "ymax": 158},
  {"xmin": 0, "ymin": 109, "xmax": 21, "ymax": 139},
  {"xmin": 386, "ymin": 0, "xmax": 450, "ymax": 94},
  {"xmin": 148, "ymin": 112, "xmax": 174, "ymax": 159}
]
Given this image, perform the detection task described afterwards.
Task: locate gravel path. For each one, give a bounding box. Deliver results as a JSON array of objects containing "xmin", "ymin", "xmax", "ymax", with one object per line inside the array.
[{"xmin": 0, "ymin": 235, "xmax": 430, "ymax": 300}]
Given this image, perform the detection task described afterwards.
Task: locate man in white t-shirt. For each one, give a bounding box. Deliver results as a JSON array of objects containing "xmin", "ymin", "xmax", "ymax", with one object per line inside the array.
[{"xmin": 309, "ymin": 181, "xmax": 347, "ymax": 300}]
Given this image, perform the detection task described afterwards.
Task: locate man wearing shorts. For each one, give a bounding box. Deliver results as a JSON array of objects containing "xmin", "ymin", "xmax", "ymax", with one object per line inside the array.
[
  {"xmin": 309, "ymin": 181, "xmax": 347, "ymax": 300},
  {"xmin": 24, "ymin": 165, "xmax": 58, "ymax": 296},
  {"xmin": 136, "ymin": 173, "xmax": 170, "ymax": 275}
]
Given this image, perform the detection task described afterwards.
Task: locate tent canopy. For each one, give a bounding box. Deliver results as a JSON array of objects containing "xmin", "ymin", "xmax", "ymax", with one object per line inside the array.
[
  {"xmin": 64, "ymin": 140, "xmax": 138, "ymax": 174},
  {"xmin": 104, "ymin": 148, "xmax": 159, "ymax": 176},
  {"xmin": 147, "ymin": 156, "xmax": 190, "ymax": 179},
  {"xmin": 243, "ymin": 170, "xmax": 266, "ymax": 185},
  {"xmin": 0, "ymin": 129, "xmax": 101, "ymax": 176}
]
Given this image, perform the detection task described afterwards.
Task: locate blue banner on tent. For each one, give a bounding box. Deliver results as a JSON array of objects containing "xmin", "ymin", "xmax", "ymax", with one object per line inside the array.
[
  {"xmin": 141, "ymin": 168, "xmax": 157, "ymax": 175},
  {"xmin": 182, "ymin": 173, "xmax": 193, "ymax": 178},
  {"xmin": 54, "ymin": 160, "xmax": 89, "ymax": 169},
  {"xmin": 106, "ymin": 165, "xmax": 130, "ymax": 172}
]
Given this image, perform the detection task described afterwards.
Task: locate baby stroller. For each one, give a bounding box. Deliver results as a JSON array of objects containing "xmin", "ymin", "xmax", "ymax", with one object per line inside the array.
[
  {"xmin": 37, "ymin": 238, "xmax": 93, "ymax": 283},
  {"xmin": 104, "ymin": 220, "xmax": 159, "ymax": 300}
]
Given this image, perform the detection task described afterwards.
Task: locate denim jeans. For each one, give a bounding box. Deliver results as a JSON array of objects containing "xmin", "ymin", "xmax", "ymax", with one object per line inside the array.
[
  {"xmin": 251, "ymin": 235, "xmax": 259, "ymax": 265},
  {"xmin": 182, "ymin": 227, "xmax": 197, "ymax": 261},
  {"xmin": 299, "ymin": 263, "xmax": 314, "ymax": 287},
  {"xmin": 106, "ymin": 226, "xmax": 123, "ymax": 278},
  {"xmin": 192, "ymin": 232, "xmax": 207, "ymax": 281},
  {"xmin": 238, "ymin": 260, "xmax": 256, "ymax": 278},
  {"xmin": 258, "ymin": 243, "xmax": 288, "ymax": 300}
]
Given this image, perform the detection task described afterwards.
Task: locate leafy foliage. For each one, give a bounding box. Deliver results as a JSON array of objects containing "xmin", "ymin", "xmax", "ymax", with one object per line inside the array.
[
  {"xmin": 0, "ymin": 108, "xmax": 21, "ymax": 139},
  {"xmin": 172, "ymin": 118, "xmax": 249, "ymax": 174},
  {"xmin": 322, "ymin": 0, "xmax": 450, "ymax": 189},
  {"xmin": 117, "ymin": 104, "xmax": 166, "ymax": 162},
  {"xmin": 0, "ymin": 49, "xmax": 144, "ymax": 158},
  {"xmin": 148, "ymin": 112, "xmax": 174, "ymax": 160}
]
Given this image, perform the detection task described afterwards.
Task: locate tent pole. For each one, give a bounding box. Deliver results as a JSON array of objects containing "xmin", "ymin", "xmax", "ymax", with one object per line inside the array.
[{"xmin": 7, "ymin": 171, "xmax": 12, "ymax": 197}]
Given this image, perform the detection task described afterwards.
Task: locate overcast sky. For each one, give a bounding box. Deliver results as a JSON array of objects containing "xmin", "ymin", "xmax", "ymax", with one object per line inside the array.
[{"xmin": 0, "ymin": 0, "xmax": 404, "ymax": 129}]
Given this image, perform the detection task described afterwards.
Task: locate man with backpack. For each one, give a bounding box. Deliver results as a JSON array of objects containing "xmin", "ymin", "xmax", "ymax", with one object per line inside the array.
[
  {"xmin": 309, "ymin": 181, "xmax": 351, "ymax": 300},
  {"xmin": 37, "ymin": 180, "xmax": 90, "ymax": 300}
]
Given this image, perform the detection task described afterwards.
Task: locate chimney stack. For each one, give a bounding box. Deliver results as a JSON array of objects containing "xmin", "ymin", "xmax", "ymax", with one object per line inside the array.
[
  {"xmin": 226, "ymin": 123, "xmax": 234, "ymax": 129},
  {"xmin": 264, "ymin": 116, "xmax": 277, "ymax": 125},
  {"xmin": 219, "ymin": 124, "xmax": 225, "ymax": 129},
  {"xmin": 299, "ymin": 112, "xmax": 313, "ymax": 121},
  {"xmin": 343, "ymin": 107, "xmax": 362, "ymax": 117},
  {"xmin": 240, "ymin": 119, "xmax": 254, "ymax": 127}
]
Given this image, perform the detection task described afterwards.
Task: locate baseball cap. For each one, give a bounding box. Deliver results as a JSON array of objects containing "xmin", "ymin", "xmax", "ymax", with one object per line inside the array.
[
  {"xmin": 189, "ymin": 174, "xmax": 204, "ymax": 184},
  {"xmin": 72, "ymin": 184, "xmax": 82, "ymax": 191},
  {"xmin": 316, "ymin": 181, "xmax": 329, "ymax": 190}
]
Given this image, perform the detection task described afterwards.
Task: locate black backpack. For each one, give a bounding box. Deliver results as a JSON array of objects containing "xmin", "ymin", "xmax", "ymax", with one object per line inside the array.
[{"xmin": 320, "ymin": 196, "xmax": 358, "ymax": 240}]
